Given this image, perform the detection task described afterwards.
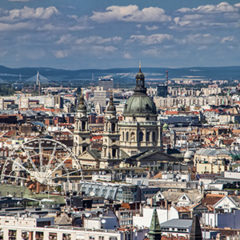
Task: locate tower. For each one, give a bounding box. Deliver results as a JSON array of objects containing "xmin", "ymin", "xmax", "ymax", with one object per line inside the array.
[
  {"xmin": 148, "ymin": 208, "xmax": 161, "ymax": 240},
  {"xmin": 101, "ymin": 95, "xmax": 120, "ymax": 168},
  {"xmin": 36, "ymin": 71, "xmax": 41, "ymax": 95},
  {"xmin": 73, "ymin": 94, "xmax": 90, "ymax": 157},
  {"xmin": 190, "ymin": 215, "xmax": 202, "ymax": 240}
]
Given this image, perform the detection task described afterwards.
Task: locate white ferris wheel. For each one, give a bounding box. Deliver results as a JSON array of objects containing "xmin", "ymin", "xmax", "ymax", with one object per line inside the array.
[{"xmin": 1, "ymin": 138, "xmax": 82, "ymax": 190}]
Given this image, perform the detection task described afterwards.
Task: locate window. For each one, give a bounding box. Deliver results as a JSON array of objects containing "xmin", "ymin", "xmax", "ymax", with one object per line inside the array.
[
  {"xmin": 122, "ymin": 132, "xmax": 125, "ymax": 141},
  {"xmin": 146, "ymin": 132, "xmax": 150, "ymax": 142},
  {"xmin": 130, "ymin": 132, "xmax": 135, "ymax": 141},
  {"xmin": 139, "ymin": 131, "xmax": 143, "ymax": 142},
  {"xmin": 111, "ymin": 123, "xmax": 115, "ymax": 132},
  {"xmin": 112, "ymin": 149, "xmax": 116, "ymax": 158},
  {"xmin": 126, "ymin": 132, "xmax": 129, "ymax": 142},
  {"xmin": 152, "ymin": 132, "xmax": 156, "ymax": 142},
  {"xmin": 82, "ymin": 121, "xmax": 86, "ymax": 130}
]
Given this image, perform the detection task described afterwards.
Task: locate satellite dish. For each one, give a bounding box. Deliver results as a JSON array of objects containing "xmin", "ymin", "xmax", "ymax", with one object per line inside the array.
[
  {"xmin": 90, "ymin": 191, "xmax": 95, "ymax": 197},
  {"xmin": 101, "ymin": 219, "xmax": 106, "ymax": 224}
]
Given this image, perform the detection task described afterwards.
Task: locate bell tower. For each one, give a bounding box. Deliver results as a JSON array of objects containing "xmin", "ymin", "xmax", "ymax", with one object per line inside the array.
[
  {"xmin": 101, "ymin": 95, "xmax": 120, "ymax": 168},
  {"xmin": 73, "ymin": 94, "xmax": 90, "ymax": 156}
]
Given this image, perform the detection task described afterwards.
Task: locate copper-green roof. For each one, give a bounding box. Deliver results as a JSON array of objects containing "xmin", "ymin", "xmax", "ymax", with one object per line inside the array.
[
  {"xmin": 148, "ymin": 208, "xmax": 161, "ymax": 240},
  {"xmin": 123, "ymin": 93, "xmax": 157, "ymax": 116}
]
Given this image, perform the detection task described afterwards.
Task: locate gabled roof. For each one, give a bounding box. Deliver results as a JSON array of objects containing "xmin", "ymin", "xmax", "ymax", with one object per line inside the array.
[
  {"xmin": 201, "ymin": 194, "xmax": 224, "ymax": 207},
  {"xmin": 213, "ymin": 195, "xmax": 240, "ymax": 208}
]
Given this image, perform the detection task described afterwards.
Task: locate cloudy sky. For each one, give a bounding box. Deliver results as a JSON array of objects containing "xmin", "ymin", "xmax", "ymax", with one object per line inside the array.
[{"xmin": 0, "ymin": 0, "xmax": 240, "ymax": 69}]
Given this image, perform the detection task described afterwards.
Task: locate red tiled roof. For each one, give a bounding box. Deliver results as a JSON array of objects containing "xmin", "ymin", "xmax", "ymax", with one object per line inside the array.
[{"xmin": 201, "ymin": 194, "xmax": 224, "ymax": 207}]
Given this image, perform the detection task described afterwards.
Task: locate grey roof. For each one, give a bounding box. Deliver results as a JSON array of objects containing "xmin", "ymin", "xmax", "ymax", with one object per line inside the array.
[
  {"xmin": 161, "ymin": 190, "xmax": 202, "ymax": 204},
  {"xmin": 161, "ymin": 219, "xmax": 192, "ymax": 229},
  {"xmin": 88, "ymin": 149, "xmax": 101, "ymax": 159},
  {"xmin": 196, "ymin": 148, "xmax": 240, "ymax": 156}
]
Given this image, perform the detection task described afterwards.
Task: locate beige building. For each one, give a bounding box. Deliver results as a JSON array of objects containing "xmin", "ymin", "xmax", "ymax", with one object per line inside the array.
[
  {"xmin": 194, "ymin": 148, "xmax": 232, "ymax": 174},
  {"xmin": 154, "ymin": 95, "xmax": 233, "ymax": 109}
]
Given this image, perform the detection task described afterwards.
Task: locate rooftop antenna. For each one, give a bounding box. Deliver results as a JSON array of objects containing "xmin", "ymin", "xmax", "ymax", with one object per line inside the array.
[
  {"xmin": 166, "ymin": 70, "xmax": 169, "ymax": 96},
  {"xmin": 166, "ymin": 70, "xmax": 168, "ymax": 86}
]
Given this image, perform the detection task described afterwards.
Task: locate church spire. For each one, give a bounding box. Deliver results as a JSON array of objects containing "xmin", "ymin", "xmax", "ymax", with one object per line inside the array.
[
  {"xmin": 148, "ymin": 206, "xmax": 161, "ymax": 240},
  {"xmin": 135, "ymin": 63, "xmax": 146, "ymax": 94},
  {"xmin": 190, "ymin": 215, "xmax": 202, "ymax": 240}
]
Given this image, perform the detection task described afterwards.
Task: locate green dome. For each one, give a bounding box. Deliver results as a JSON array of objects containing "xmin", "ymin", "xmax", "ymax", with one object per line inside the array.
[{"xmin": 124, "ymin": 93, "xmax": 157, "ymax": 116}]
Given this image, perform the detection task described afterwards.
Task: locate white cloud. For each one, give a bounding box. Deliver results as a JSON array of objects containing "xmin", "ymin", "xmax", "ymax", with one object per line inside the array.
[
  {"xmin": 37, "ymin": 24, "xmax": 62, "ymax": 31},
  {"xmin": 69, "ymin": 25, "xmax": 92, "ymax": 31},
  {"xmin": 221, "ymin": 36, "xmax": 234, "ymax": 43},
  {"xmin": 54, "ymin": 50, "xmax": 68, "ymax": 59},
  {"xmin": 176, "ymin": 33, "xmax": 216, "ymax": 45},
  {"xmin": 90, "ymin": 5, "xmax": 171, "ymax": 23},
  {"xmin": 178, "ymin": 2, "xmax": 237, "ymax": 14},
  {"xmin": 123, "ymin": 52, "xmax": 132, "ymax": 59},
  {"xmin": 56, "ymin": 34, "xmax": 73, "ymax": 45},
  {"xmin": 91, "ymin": 45, "xmax": 117, "ymax": 53},
  {"xmin": 0, "ymin": 22, "xmax": 32, "ymax": 31},
  {"xmin": 0, "ymin": 6, "xmax": 58, "ymax": 21},
  {"xmin": 129, "ymin": 34, "xmax": 172, "ymax": 45},
  {"xmin": 145, "ymin": 25, "xmax": 159, "ymax": 31},
  {"xmin": 75, "ymin": 36, "xmax": 122, "ymax": 45},
  {"xmin": 174, "ymin": 2, "xmax": 240, "ymax": 29}
]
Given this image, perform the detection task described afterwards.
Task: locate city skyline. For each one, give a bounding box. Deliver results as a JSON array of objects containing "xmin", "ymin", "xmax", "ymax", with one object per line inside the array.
[{"xmin": 0, "ymin": 0, "xmax": 240, "ymax": 69}]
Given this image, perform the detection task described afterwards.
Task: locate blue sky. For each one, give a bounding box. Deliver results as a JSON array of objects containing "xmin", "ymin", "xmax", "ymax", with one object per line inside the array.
[{"xmin": 0, "ymin": 0, "xmax": 240, "ymax": 69}]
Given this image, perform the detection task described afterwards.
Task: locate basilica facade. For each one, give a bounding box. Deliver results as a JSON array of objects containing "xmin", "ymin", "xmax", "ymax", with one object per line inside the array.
[{"xmin": 74, "ymin": 67, "xmax": 166, "ymax": 169}]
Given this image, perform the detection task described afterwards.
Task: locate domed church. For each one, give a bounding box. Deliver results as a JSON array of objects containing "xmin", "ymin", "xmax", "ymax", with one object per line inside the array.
[
  {"xmin": 75, "ymin": 66, "xmax": 181, "ymax": 170},
  {"xmin": 118, "ymin": 64, "xmax": 163, "ymax": 157}
]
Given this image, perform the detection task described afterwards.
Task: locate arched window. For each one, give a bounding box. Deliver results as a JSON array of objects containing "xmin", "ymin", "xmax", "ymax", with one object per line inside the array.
[
  {"xmin": 122, "ymin": 132, "xmax": 125, "ymax": 141},
  {"xmin": 146, "ymin": 132, "xmax": 150, "ymax": 142},
  {"xmin": 111, "ymin": 123, "xmax": 115, "ymax": 132},
  {"xmin": 130, "ymin": 132, "xmax": 135, "ymax": 142},
  {"xmin": 112, "ymin": 149, "xmax": 116, "ymax": 158},
  {"xmin": 139, "ymin": 131, "xmax": 143, "ymax": 142},
  {"xmin": 82, "ymin": 121, "xmax": 86, "ymax": 131},
  {"xmin": 126, "ymin": 132, "xmax": 129, "ymax": 142},
  {"xmin": 152, "ymin": 132, "xmax": 156, "ymax": 142}
]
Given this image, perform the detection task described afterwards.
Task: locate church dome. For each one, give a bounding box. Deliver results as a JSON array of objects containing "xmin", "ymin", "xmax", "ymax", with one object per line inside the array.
[
  {"xmin": 123, "ymin": 65, "xmax": 157, "ymax": 116},
  {"xmin": 124, "ymin": 94, "xmax": 157, "ymax": 116}
]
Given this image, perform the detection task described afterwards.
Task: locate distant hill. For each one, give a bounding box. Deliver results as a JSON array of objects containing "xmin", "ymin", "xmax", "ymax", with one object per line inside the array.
[{"xmin": 0, "ymin": 65, "xmax": 239, "ymax": 88}]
